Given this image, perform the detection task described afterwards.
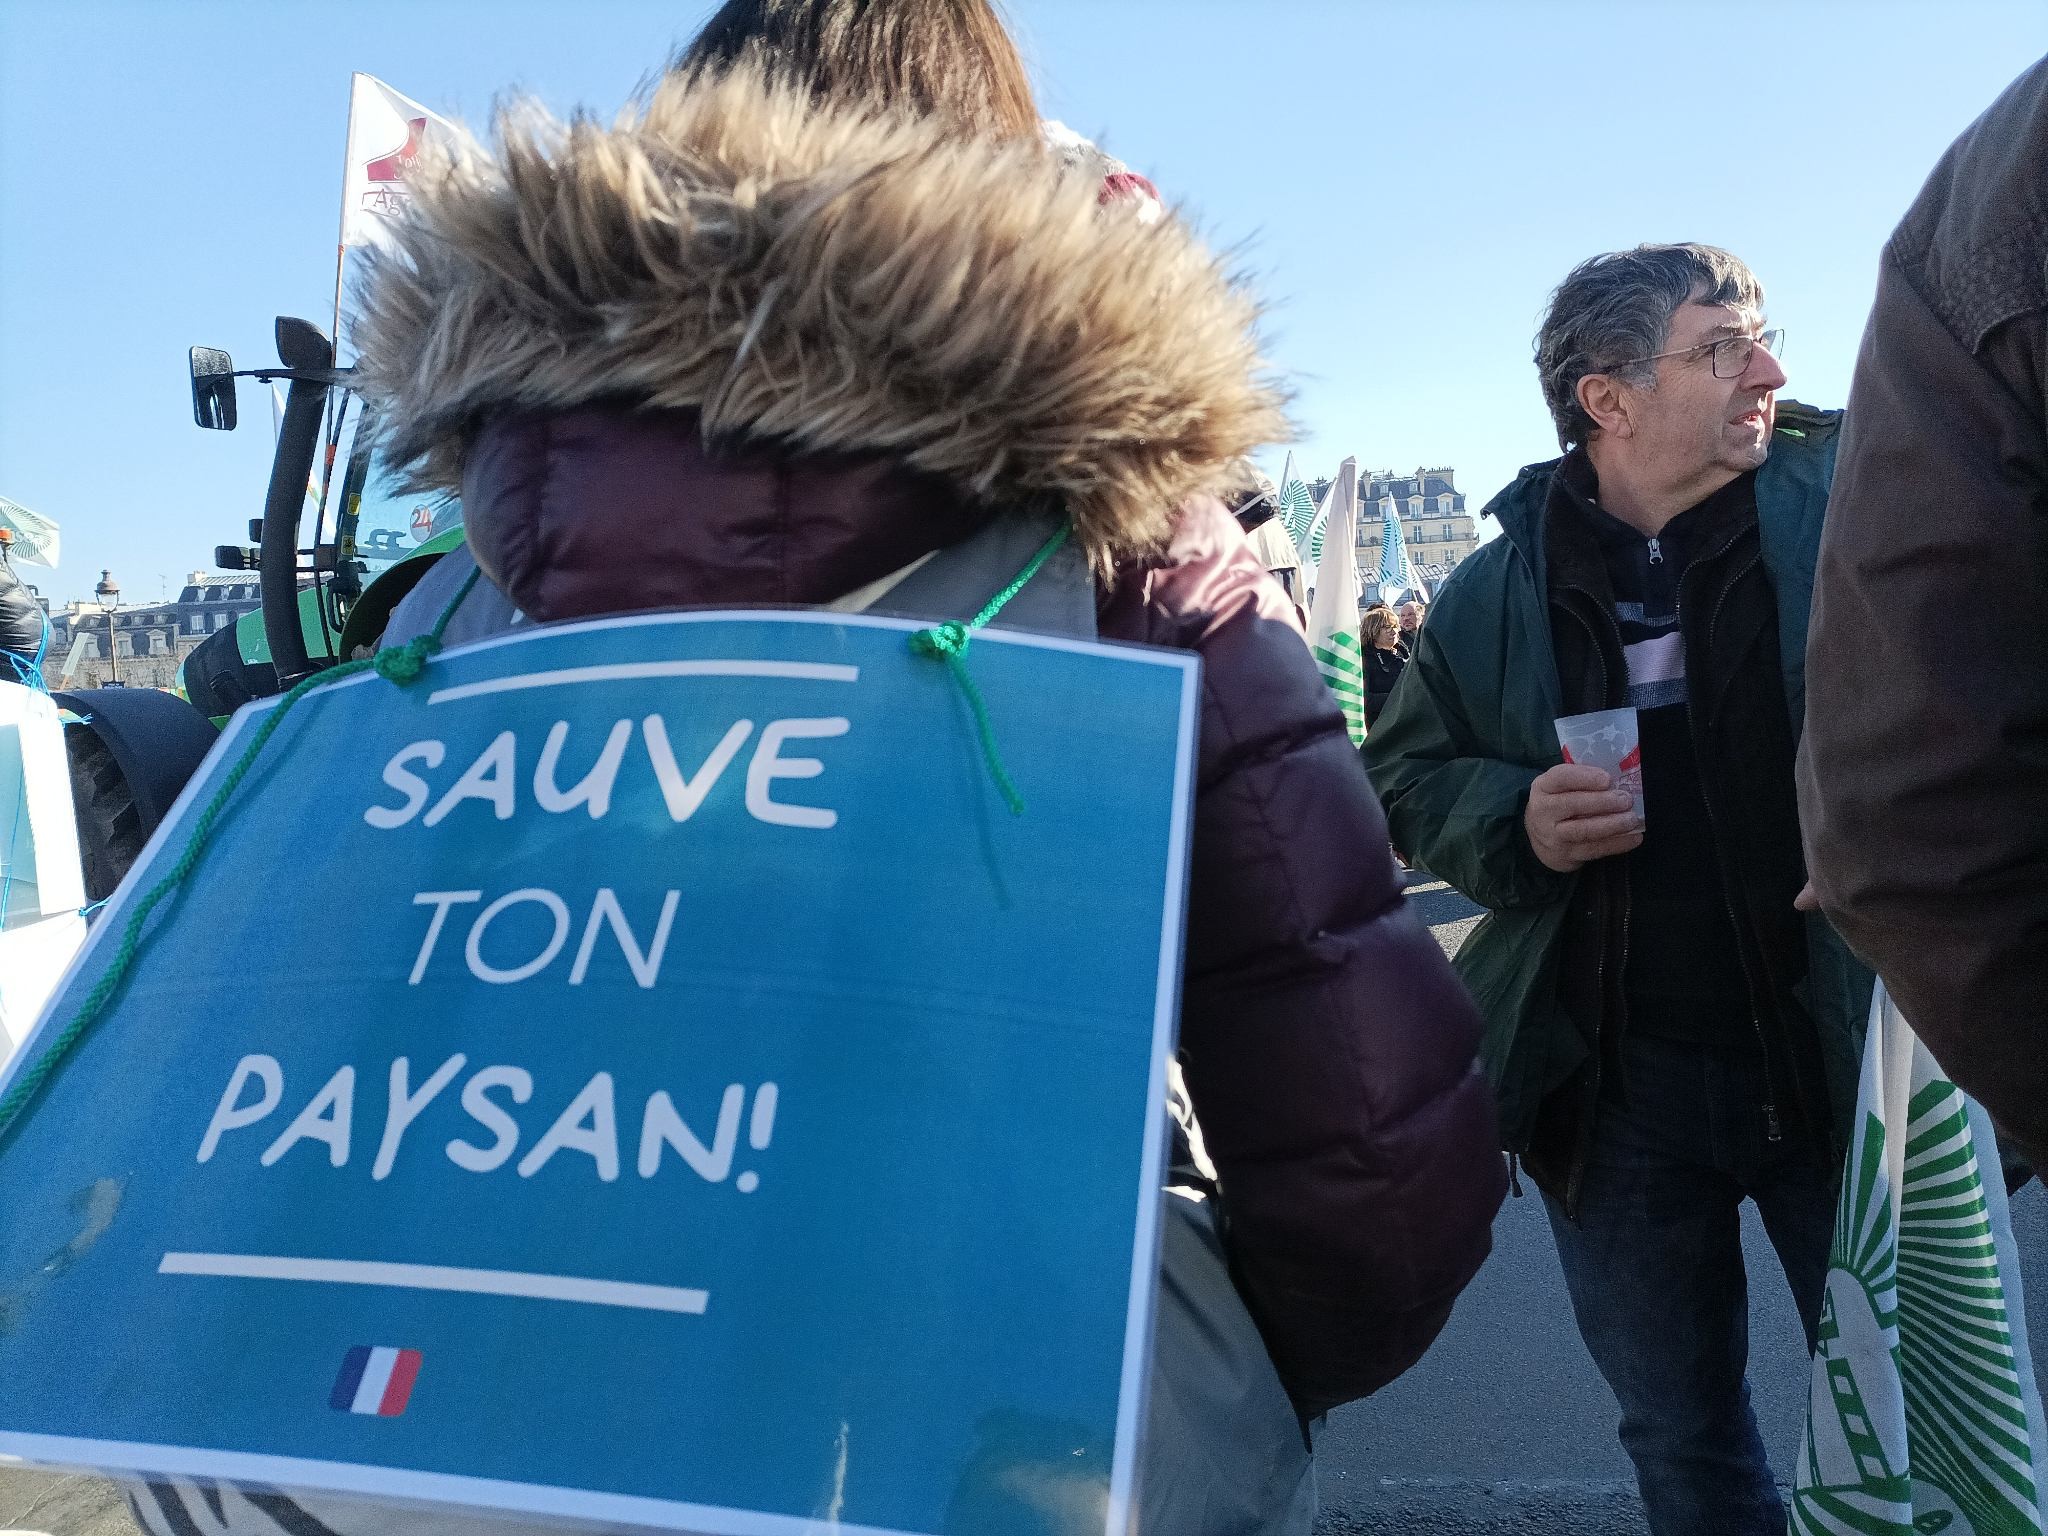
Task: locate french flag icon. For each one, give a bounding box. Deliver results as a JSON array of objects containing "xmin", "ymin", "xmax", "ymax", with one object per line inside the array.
[{"xmin": 330, "ymin": 1346, "xmax": 422, "ymax": 1417}]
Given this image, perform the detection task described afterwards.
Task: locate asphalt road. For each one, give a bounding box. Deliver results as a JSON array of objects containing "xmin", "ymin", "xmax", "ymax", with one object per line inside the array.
[{"xmin": 1311, "ymin": 874, "xmax": 2048, "ymax": 1535}]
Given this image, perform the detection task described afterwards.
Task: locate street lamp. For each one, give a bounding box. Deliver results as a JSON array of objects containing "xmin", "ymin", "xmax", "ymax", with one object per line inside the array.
[{"xmin": 95, "ymin": 569, "xmax": 119, "ymax": 684}]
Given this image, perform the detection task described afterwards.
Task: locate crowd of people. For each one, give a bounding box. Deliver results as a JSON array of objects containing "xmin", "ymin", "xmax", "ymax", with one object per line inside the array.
[{"xmin": 50, "ymin": 1, "xmax": 2042, "ymax": 1532}]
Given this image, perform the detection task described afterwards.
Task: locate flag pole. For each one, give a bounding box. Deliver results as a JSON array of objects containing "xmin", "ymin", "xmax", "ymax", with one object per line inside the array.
[
  {"xmin": 330, "ymin": 72, "xmax": 359, "ymax": 362},
  {"xmin": 307, "ymin": 73, "xmax": 363, "ymax": 664}
]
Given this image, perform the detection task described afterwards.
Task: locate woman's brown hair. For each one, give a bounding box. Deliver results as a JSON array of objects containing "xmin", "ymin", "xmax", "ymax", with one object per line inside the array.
[
  {"xmin": 675, "ymin": 0, "xmax": 1040, "ymax": 140},
  {"xmin": 1362, "ymin": 606, "xmax": 1401, "ymax": 649}
]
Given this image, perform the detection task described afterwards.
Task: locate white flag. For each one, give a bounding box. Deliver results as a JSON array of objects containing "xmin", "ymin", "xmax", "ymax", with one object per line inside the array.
[
  {"xmin": 1791, "ymin": 982, "xmax": 2048, "ymax": 1535},
  {"xmin": 1305, "ymin": 459, "xmax": 1366, "ymax": 746},
  {"xmin": 0, "ymin": 495, "xmax": 60, "ymax": 568},
  {"xmin": 1376, "ymin": 495, "xmax": 1419, "ymax": 606},
  {"xmin": 339, "ymin": 74, "xmax": 456, "ymax": 252}
]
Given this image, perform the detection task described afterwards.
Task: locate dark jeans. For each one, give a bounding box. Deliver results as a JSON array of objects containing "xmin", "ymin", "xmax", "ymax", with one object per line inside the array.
[{"xmin": 1541, "ymin": 1030, "xmax": 1839, "ymax": 1536}]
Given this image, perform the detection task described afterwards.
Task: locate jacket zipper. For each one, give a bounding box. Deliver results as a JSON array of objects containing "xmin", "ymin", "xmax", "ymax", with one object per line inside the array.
[
  {"xmin": 1559, "ymin": 591, "xmax": 1628, "ymax": 1217},
  {"xmin": 1686, "ymin": 542, "xmax": 1785, "ymax": 1142}
]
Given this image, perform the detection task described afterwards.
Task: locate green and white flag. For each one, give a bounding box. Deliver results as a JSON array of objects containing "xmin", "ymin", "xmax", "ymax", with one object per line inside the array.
[
  {"xmin": 1793, "ymin": 982, "xmax": 2047, "ymax": 1536},
  {"xmin": 1278, "ymin": 470, "xmax": 1318, "ymax": 560},
  {"xmin": 1375, "ymin": 494, "xmax": 1417, "ymax": 606},
  {"xmin": 1306, "ymin": 457, "xmax": 1366, "ymax": 745},
  {"xmin": 0, "ymin": 495, "xmax": 59, "ymax": 568}
]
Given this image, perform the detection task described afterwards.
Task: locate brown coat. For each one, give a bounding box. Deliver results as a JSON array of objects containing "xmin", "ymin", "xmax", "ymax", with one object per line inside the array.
[
  {"xmin": 355, "ymin": 64, "xmax": 1504, "ymax": 1415},
  {"xmin": 1798, "ymin": 56, "xmax": 2048, "ymax": 1154}
]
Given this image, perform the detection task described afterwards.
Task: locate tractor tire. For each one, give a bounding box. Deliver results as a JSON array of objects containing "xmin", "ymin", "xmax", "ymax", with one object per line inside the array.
[{"xmin": 67, "ymin": 729, "xmax": 144, "ymax": 905}]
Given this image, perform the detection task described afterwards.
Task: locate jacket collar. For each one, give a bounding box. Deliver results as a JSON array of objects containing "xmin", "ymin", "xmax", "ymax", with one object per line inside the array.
[{"xmin": 1483, "ymin": 402, "xmax": 1841, "ymax": 590}]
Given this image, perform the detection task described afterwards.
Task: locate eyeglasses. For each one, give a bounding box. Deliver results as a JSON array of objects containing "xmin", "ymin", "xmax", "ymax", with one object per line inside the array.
[{"xmin": 1607, "ymin": 327, "xmax": 1785, "ymax": 380}]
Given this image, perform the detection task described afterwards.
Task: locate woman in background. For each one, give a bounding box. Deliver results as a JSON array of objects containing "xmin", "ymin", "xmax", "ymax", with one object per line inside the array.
[{"xmin": 1362, "ymin": 603, "xmax": 1410, "ymax": 728}]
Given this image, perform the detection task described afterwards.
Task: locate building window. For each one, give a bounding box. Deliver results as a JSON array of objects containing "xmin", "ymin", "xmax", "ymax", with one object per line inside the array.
[
  {"xmin": 1442, "ymin": 525, "xmax": 1453, "ymax": 540},
  {"xmin": 188, "ymin": 614, "xmax": 204, "ymax": 633}
]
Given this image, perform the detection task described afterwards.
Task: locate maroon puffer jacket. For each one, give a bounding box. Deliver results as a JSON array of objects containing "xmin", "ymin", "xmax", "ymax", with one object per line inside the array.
[{"xmin": 357, "ymin": 63, "xmax": 1503, "ymax": 1415}]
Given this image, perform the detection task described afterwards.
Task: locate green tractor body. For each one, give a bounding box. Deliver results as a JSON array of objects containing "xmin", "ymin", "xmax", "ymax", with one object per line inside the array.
[{"xmin": 63, "ymin": 318, "xmax": 464, "ymax": 898}]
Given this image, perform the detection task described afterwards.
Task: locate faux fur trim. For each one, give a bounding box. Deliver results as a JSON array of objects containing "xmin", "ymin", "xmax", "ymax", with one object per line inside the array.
[{"xmin": 351, "ymin": 65, "xmax": 1288, "ymax": 564}]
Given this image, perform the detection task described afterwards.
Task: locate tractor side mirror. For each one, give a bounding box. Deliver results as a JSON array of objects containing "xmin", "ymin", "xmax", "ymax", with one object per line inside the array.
[{"xmin": 190, "ymin": 347, "xmax": 237, "ymax": 431}]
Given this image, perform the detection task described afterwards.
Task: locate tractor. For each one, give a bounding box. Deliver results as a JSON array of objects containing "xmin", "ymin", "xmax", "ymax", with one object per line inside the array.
[{"xmin": 60, "ymin": 317, "xmax": 462, "ymax": 902}]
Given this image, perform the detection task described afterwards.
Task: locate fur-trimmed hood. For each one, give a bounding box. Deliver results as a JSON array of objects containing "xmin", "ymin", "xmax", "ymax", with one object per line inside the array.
[{"xmin": 352, "ymin": 65, "xmax": 1287, "ymax": 566}]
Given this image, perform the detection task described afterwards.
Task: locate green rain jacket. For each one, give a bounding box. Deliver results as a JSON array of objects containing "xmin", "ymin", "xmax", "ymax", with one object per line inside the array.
[{"xmin": 1365, "ymin": 404, "xmax": 1873, "ymax": 1160}]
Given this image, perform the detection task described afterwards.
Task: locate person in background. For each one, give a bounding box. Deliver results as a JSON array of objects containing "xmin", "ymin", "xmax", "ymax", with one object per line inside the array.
[
  {"xmin": 0, "ymin": 529, "xmax": 47, "ymax": 684},
  {"xmin": 1362, "ymin": 604, "xmax": 1408, "ymax": 728},
  {"xmin": 1365, "ymin": 244, "xmax": 1872, "ymax": 1536},
  {"xmin": 1398, "ymin": 598, "xmax": 1427, "ymax": 644},
  {"xmin": 1798, "ymin": 56, "xmax": 2048, "ymax": 1165},
  {"xmin": 129, "ymin": 6, "xmax": 1504, "ymax": 1534},
  {"xmin": 1228, "ymin": 468, "xmax": 1310, "ymax": 626}
]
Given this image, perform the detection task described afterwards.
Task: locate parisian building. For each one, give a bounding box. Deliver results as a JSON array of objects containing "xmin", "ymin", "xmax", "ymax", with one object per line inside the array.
[
  {"xmin": 49, "ymin": 572, "xmax": 263, "ymax": 691},
  {"xmin": 1355, "ymin": 467, "xmax": 1480, "ymax": 585},
  {"xmin": 1302, "ymin": 466, "xmax": 1481, "ymax": 589}
]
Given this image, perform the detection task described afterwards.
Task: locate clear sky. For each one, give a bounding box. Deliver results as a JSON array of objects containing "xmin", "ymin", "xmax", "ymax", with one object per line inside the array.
[{"xmin": 3, "ymin": 1, "xmax": 2043, "ymax": 608}]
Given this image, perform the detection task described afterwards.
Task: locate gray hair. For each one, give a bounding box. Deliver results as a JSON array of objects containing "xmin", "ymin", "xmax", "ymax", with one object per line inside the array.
[{"xmin": 1534, "ymin": 244, "xmax": 1764, "ymax": 450}]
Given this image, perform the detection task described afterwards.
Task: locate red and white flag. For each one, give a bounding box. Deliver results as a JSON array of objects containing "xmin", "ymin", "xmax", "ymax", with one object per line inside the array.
[{"xmin": 340, "ymin": 73, "xmax": 455, "ymax": 252}]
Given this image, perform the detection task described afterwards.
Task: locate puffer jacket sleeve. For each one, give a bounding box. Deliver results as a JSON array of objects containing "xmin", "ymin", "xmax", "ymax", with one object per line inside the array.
[
  {"xmin": 1366, "ymin": 612, "xmax": 1574, "ymax": 913},
  {"xmin": 1103, "ymin": 499, "xmax": 1505, "ymax": 1416}
]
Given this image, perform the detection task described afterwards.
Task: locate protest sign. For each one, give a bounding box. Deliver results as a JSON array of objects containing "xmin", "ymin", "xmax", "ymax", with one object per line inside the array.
[{"xmin": 0, "ymin": 611, "xmax": 1198, "ymax": 1536}]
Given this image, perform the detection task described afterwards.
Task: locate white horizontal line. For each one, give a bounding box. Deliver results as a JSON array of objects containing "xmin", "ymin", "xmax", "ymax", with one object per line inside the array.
[
  {"xmin": 158, "ymin": 1252, "xmax": 709, "ymax": 1315},
  {"xmin": 428, "ymin": 660, "xmax": 859, "ymax": 705}
]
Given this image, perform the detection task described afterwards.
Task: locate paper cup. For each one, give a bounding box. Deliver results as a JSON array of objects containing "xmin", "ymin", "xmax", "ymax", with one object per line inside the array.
[{"xmin": 1555, "ymin": 707, "xmax": 1644, "ymax": 821}]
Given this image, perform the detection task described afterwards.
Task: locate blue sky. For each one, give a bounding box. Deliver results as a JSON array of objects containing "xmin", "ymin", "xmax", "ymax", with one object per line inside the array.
[{"xmin": 3, "ymin": 1, "xmax": 2043, "ymax": 607}]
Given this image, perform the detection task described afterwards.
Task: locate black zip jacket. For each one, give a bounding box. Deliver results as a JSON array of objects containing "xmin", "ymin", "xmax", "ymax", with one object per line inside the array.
[
  {"xmin": 1524, "ymin": 454, "xmax": 1832, "ymax": 1206},
  {"xmin": 0, "ymin": 552, "xmax": 44, "ymax": 659}
]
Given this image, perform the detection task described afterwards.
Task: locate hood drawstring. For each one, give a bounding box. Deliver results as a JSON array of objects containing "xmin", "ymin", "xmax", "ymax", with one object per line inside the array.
[{"xmin": 908, "ymin": 519, "xmax": 1073, "ymax": 818}]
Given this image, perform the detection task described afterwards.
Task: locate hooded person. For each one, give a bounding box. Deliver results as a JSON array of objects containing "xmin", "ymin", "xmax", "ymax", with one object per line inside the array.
[
  {"xmin": 0, "ymin": 530, "xmax": 47, "ymax": 672},
  {"xmin": 126, "ymin": 14, "xmax": 1501, "ymax": 1535}
]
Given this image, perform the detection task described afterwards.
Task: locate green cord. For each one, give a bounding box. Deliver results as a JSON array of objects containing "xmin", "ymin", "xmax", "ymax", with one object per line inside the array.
[
  {"xmin": 908, "ymin": 520, "xmax": 1072, "ymax": 817},
  {"xmin": 0, "ymin": 566, "xmax": 482, "ymax": 1148}
]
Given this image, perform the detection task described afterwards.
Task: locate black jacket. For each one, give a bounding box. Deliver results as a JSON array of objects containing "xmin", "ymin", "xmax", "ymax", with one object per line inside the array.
[
  {"xmin": 1528, "ymin": 457, "xmax": 1830, "ymax": 1206},
  {"xmin": 0, "ymin": 553, "xmax": 44, "ymax": 659},
  {"xmin": 1363, "ymin": 643, "xmax": 1408, "ymax": 727}
]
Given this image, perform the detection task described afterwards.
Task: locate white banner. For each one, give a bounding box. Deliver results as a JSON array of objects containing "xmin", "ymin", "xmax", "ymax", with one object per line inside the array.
[
  {"xmin": 1306, "ymin": 459, "xmax": 1364, "ymax": 745},
  {"xmin": 339, "ymin": 73, "xmax": 455, "ymax": 252},
  {"xmin": 1792, "ymin": 983, "xmax": 2048, "ymax": 1535}
]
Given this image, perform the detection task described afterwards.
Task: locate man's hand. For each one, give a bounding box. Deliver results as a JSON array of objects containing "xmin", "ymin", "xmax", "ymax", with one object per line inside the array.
[{"xmin": 1524, "ymin": 763, "xmax": 1643, "ymax": 874}]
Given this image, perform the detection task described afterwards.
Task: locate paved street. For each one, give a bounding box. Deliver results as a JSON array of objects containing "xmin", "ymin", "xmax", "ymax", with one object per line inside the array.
[{"xmin": 6, "ymin": 874, "xmax": 2044, "ymax": 1534}]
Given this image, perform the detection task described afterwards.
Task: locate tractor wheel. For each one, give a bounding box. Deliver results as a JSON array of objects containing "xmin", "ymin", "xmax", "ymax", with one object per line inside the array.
[{"xmin": 67, "ymin": 730, "xmax": 144, "ymax": 905}]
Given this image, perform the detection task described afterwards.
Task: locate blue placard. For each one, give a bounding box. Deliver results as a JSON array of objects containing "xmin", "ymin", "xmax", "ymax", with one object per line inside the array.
[{"xmin": 0, "ymin": 611, "xmax": 1198, "ymax": 1536}]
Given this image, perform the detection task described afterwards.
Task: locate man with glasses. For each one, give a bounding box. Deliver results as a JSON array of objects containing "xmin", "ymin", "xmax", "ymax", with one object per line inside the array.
[{"xmin": 1366, "ymin": 244, "xmax": 1871, "ymax": 1536}]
